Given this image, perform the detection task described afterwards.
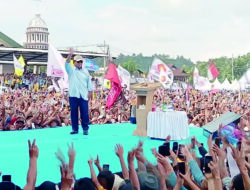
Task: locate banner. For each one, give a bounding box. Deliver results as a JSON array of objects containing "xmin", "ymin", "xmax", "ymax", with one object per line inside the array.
[
  {"xmin": 116, "ymin": 65, "xmax": 130, "ymax": 90},
  {"xmin": 13, "ymin": 54, "xmax": 25, "ymax": 76},
  {"xmin": 208, "ymin": 61, "xmax": 219, "ymax": 80},
  {"xmin": 105, "ymin": 63, "xmax": 122, "ymax": 108},
  {"xmin": 148, "ymin": 58, "xmax": 173, "ymax": 87},
  {"xmin": 47, "ymin": 43, "xmax": 67, "ymax": 78},
  {"xmin": 195, "ymin": 76, "xmax": 211, "ymax": 90},
  {"xmin": 47, "ymin": 43, "xmax": 68, "ymax": 89},
  {"xmin": 85, "ymin": 59, "xmax": 99, "ymax": 71}
]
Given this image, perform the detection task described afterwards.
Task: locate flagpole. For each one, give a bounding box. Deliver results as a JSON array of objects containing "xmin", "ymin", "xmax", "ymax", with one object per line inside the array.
[{"xmin": 232, "ymin": 54, "xmax": 234, "ymax": 81}]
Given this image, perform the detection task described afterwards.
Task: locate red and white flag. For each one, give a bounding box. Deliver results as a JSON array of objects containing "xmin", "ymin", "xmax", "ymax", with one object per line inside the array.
[
  {"xmin": 207, "ymin": 61, "xmax": 219, "ymax": 80},
  {"xmin": 105, "ymin": 62, "xmax": 122, "ymax": 108}
]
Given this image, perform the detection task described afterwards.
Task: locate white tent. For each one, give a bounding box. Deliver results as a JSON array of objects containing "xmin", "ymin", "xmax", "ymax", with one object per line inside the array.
[
  {"xmin": 211, "ymin": 78, "xmax": 222, "ymax": 90},
  {"xmin": 231, "ymin": 79, "xmax": 240, "ymax": 91},
  {"xmin": 222, "ymin": 78, "xmax": 231, "ymax": 90},
  {"xmin": 239, "ymin": 68, "xmax": 250, "ymax": 89}
]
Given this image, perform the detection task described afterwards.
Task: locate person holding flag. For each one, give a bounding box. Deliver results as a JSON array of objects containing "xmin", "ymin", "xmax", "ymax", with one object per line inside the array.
[{"xmin": 65, "ymin": 48, "xmax": 92, "ymax": 135}]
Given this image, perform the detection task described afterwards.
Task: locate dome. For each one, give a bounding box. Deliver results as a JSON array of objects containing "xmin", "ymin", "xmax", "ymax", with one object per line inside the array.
[{"xmin": 28, "ymin": 14, "xmax": 47, "ymax": 28}]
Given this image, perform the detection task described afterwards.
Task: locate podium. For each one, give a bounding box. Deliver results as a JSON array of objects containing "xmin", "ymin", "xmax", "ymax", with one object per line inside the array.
[{"xmin": 131, "ymin": 82, "xmax": 161, "ymax": 136}]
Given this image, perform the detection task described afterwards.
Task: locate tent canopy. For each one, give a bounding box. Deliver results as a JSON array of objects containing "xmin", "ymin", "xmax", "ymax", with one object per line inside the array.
[
  {"xmin": 222, "ymin": 78, "xmax": 231, "ymax": 90},
  {"xmin": 0, "ymin": 47, "xmax": 110, "ymax": 65}
]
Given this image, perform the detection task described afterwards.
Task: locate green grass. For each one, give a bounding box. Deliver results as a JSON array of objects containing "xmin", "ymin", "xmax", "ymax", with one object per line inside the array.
[{"xmin": 0, "ymin": 124, "xmax": 207, "ymax": 188}]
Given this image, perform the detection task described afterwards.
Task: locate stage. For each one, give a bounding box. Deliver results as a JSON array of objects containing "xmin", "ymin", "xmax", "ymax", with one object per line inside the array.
[{"xmin": 0, "ymin": 123, "xmax": 208, "ymax": 188}]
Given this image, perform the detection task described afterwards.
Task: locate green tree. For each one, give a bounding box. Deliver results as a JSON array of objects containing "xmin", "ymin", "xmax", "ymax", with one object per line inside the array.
[{"xmin": 121, "ymin": 59, "xmax": 138, "ymax": 75}]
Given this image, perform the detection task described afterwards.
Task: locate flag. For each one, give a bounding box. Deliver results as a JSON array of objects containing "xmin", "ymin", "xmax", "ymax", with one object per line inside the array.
[
  {"xmin": 193, "ymin": 67, "xmax": 199, "ymax": 86},
  {"xmin": 18, "ymin": 55, "xmax": 25, "ymax": 67},
  {"xmin": 116, "ymin": 65, "xmax": 130, "ymax": 90},
  {"xmin": 207, "ymin": 61, "xmax": 219, "ymax": 80},
  {"xmin": 103, "ymin": 79, "xmax": 111, "ymax": 89},
  {"xmin": 47, "ymin": 43, "xmax": 69, "ymax": 90},
  {"xmin": 85, "ymin": 59, "xmax": 99, "ymax": 71},
  {"xmin": 195, "ymin": 76, "xmax": 211, "ymax": 90},
  {"xmin": 148, "ymin": 58, "xmax": 173, "ymax": 87},
  {"xmin": 13, "ymin": 54, "xmax": 24, "ymax": 76},
  {"xmin": 105, "ymin": 62, "xmax": 122, "ymax": 108}
]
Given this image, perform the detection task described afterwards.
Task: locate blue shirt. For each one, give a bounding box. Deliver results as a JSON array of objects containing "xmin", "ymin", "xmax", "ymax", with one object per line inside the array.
[{"xmin": 65, "ymin": 61, "xmax": 92, "ymax": 100}]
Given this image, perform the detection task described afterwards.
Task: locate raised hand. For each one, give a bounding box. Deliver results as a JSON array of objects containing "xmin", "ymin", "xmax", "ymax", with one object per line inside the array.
[
  {"xmin": 208, "ymin": 153, "xmax": 220, "ymax": 179},
  {"xmin": 157, "ymin": 154, "xmax": 172, "ymax": 172},
  {"xmin": 135, "ymin": 148, "xmax": 146, "ymax": 163},
  {"xmin": 88, "ymin": 158, "xmax": 94, "ymax": 166},
  {"xmin": 169, "ymin": 149, "xmax": 178, "ymax": 165},
  {"xmin": 69, "ymin": 48, "xmax": 74, "ymax": 56},
  {"xmin": 67, "ymin": 142, "xmax": 75, "ymax": 158},
  {"xmin": 151, "ymin": 147, "xmax": 157, "ymax": 157},
  {"xmin": 179, "ymin": 166, "xmax": 192, "ymax": 183},
  {"xmin": 115, "ymin": 144, "xmax": 124, "ymax": 158},
  {"xmin": 60, "ymin": 164, "xmax": 74, "ymax": 190},
  {"xmin": 55, "ymin": 148, "xmax": 66, "ymax": 165},
  {"xmin": 165, "ymin": 135, "xmax": 171, "ymax": 143},
  {"xmin": 28, "ymin": 139, "xmax": 39, "ymax": 159},
  {"xmin": 212, "ymin": 144, "xmax": 226, "ymax": 160},
  {"xmin": 175, "ymin": 173, "xmax": 184, "ymax": 188},
  {"xmin": 94, "ymin": 155, "xmax": 100, "ymax": 166},
  {"xmin": 229, "ymin": 143, "xmax": 247, "ymax": 172},
  {"xmin": 127, "ymin": 150, "xmax": 135, "ymax": 165},
  {"xmin": 137, "ymin": 140, "xmax": 144, "ymax": 153},
  {"xmin": 157, "ymin": 160, "xmax": 168, "ymax": 178}
]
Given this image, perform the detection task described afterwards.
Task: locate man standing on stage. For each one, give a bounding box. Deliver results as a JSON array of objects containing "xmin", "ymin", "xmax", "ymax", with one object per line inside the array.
[{"xmin": 65, "ymin": 48, "xmax": 92, "ymax": 135}]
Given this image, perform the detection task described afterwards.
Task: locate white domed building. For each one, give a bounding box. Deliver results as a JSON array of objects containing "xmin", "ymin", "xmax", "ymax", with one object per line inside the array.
[{"xmin": 25, "ymin": 14, "xmax": 49, "ymax": 49}]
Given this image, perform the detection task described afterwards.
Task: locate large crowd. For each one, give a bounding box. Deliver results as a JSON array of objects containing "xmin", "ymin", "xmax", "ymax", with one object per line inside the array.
[
  {"xmin": 0, "ymin": 73, "xmax": 250, "ymax": 190},
  {"xmin": 0, "ymin": 73, "xmax": 249, "ymax": 131}
]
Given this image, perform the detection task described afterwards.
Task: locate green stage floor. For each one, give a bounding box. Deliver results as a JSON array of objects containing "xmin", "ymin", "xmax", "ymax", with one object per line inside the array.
[{"xmin": 0, "ymin": 123, "xmax": 208, "ymax": 188}]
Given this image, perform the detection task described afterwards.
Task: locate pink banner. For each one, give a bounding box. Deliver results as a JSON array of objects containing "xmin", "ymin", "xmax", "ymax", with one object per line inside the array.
[
  {"xmin": 106, "ymin": 81, "xmax": 122, "ymax": 108},
  {"xmin": 105, "ymin": 63, "xmax": 122, "ymax": 108}
]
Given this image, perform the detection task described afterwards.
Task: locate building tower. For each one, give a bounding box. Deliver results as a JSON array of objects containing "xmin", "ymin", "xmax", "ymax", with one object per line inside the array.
[{"xmin": 25, "ymin": 14, "xmax": 49, "ymax": 49}]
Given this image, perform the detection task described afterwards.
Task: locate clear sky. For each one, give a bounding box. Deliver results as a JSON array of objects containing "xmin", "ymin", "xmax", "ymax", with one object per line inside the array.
[{"xmin": 1, "ymin": 0, "xmax": 250, "ymax": 62}]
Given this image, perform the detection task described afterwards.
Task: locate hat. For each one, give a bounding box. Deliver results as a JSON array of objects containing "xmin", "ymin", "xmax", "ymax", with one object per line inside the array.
[
  {"xmin": 138, "ymin": 171, "xmax": 160, "ymax": 190},
  {"xmin": 74, "ymin": 55, "xmax": 83, "ymax": 61}
]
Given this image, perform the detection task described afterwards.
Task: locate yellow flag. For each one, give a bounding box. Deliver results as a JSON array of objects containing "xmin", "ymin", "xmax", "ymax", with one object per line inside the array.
[
  {"xmin": 104, "ymin": 79, "xmax": 111, "ymax": 89},
  {"xmin": 13, "ymin": 54, "xmax": 24, "ymax": 76},
  {"xmin": 18, "ymin": 55, "xmax": 25, "ymax": 67}
]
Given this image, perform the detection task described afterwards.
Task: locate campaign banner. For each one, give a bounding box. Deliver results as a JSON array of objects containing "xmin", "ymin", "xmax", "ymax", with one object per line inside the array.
[
  {"xmin": 148, "ymin": 58, "xmax": 173, "ymax": 87},
  {"xmin": 116, "ymin": 65, "xmax": 130, "ymax": 90}
]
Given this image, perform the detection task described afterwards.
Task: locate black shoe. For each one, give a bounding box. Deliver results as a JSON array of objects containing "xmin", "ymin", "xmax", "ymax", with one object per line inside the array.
[
  {"xmin": 70, "ymin": 131, "xmax": 78, "ymax": 135},
  {"xmin": 83, "ymin": 130, "xmax": 88, "ymax": 135}
]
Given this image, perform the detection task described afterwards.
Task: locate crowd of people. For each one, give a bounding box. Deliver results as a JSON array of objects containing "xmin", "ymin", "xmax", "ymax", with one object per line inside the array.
[
  {"xmin": 152, "ymin": 88, "xmax": 250, "ymax": 129},
  {"xmin": 0, "ymin": 73, "xmax": 249, "ymax": 131},
  {"xmin": 0, "ymin": 73, "xmax": 135, "ymax": 131}
]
